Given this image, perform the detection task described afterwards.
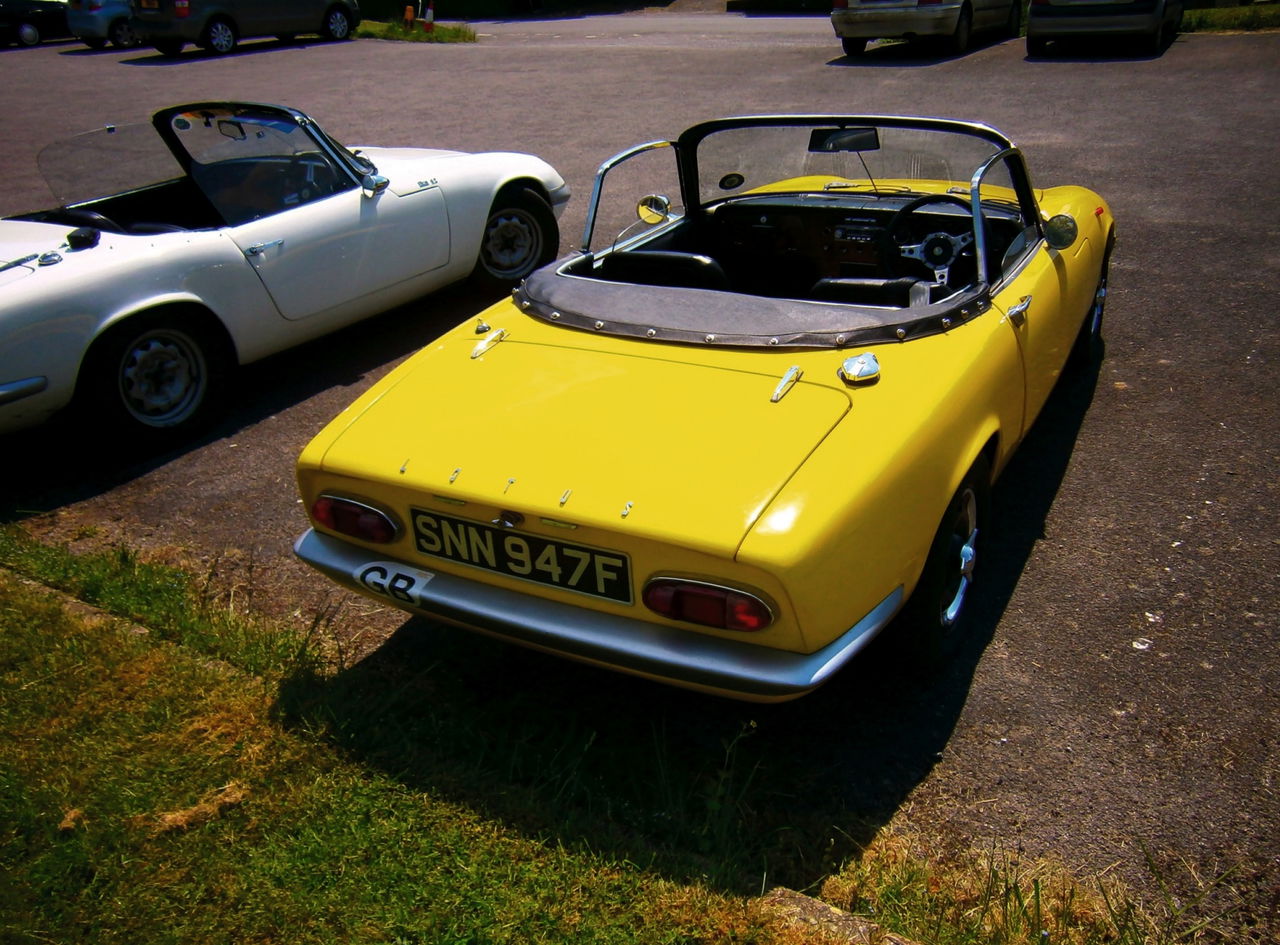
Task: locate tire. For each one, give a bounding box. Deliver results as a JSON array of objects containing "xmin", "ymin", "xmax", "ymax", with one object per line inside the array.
[
  {"xmin": 472, "ymin": 188, "xmax": 559, "ymax": 288},
  {"xmin": 202, "ymin": 17, "xmax": 237, "ymax": 54},
  {"xmin": 79, "ymin": 314, "xmax": 229, "ymax": 440},
  {"xmin": 1026, "ymin": 33, "xmax": 1048, "ymax": 56},
  {"xmin": 17, "ymin": 22, "xmax": 41, "ymax": 46},
  {"xmin": 1005, "ymin": 0, "xmax": 1021, "ymax": 38},
  {"xmin": 109, "ymin": 18, "xmax": 140, "ymax": 48},
  {"xmin": 323, "ymin": 6, "xmax": 352, "ymax": 40},
  {"xmin": 1070, "ymin": 246, "xmax": 1110, "ymax": 368},
  {"xmin": 947, "ymin": 5, "xmax": 972, "ymax": 53},
  {"xmin": 840, "ymin": 36, "xmax": 867, "ymax": 56},
  {"xmin": 154, "ymin": 39, "xmax": 184, "ymax": 56},
  {"xmin": 83, "ymin": 37, "xmax": 108, "ymax": 50},
  {"xmin": 1146, "ymin": 19, "xmax": 1165, "ymax": 53},
  {"xmin": 897, "ymin": 455, "xmax": 991, "ymax": 663}
]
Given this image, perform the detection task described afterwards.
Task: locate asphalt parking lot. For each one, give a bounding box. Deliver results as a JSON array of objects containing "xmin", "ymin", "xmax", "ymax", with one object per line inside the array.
[{"xmin": 1, "ymin": 13, "xmax": 1277, "ymax": 933}]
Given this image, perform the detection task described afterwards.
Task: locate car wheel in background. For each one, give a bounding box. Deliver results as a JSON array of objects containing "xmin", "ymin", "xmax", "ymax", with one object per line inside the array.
[
  {"xmin": 841, "ymin": 36, "xmax": 867, "ymax": 56},
  {"xmin": 947, "ymin": 4, "xmax": 972, "ymax": 53},
  {"xmin": 82, "ymin": 37, "xmax": 108, "ymax": 50},
  {"xmin": 473, "ymin": 188, "xmax": 559, "ymax": 288},
  {"xmin": 80, "ymin": 313, "xmax": 230, "ymax": 440},
  {"xmin": 17, "ymin": 22, "xmax": 41, "ymax": 46},
  {"xmin": 1005, "ymin": 0, "xmax": 1021, "ymax": 38},
  {"xmin": 202, "ymin": 17, "xmax": 237, "ymax": 54},
  {"xmin": 323, "ymin": 6, "xmax": 352, "ymax": 40},
  {"xmin": 1026, "ymin": 33, "xmax": 1048, "ymax": 55},
  {"xmin": 897, "ymin": 454, "xmax": 991, "ymax": 663},
  {"xmin": 109, "ymin": 18, "xmax": 140, "ymax": 48}
]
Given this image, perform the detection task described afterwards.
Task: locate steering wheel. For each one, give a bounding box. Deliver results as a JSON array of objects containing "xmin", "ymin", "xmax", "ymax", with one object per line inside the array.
[
  {"xmin": 55, "ymin": 208, "xmax": 123, "ymax": 233},
  {"xmin": 884, "ymin": 193, "xmax": 975, "ymax": 285}
]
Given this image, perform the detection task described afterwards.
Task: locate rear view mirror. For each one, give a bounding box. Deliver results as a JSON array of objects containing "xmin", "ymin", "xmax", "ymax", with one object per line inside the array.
[
  {"xmin": 808, "ymin": 127, "xmax": 881, "ymax": 154},
  {"xmin": 636, "ymin": 194, "xmax": 672, "ymax": 226}
]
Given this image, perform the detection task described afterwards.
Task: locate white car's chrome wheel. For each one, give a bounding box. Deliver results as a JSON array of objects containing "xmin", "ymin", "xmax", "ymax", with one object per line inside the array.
[
  {"xmin": 475, "ymin": 189, "xmax": 557, "ymax": 287},
  {"xmin": 117, "ymin": 328, "xmax": 210, "ymax": 428}
]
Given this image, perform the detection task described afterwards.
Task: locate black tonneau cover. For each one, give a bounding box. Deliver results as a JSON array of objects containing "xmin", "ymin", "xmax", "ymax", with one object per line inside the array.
[{"xmin": 516, "ymin": 258, "xmax": 992, "ymax": 350}]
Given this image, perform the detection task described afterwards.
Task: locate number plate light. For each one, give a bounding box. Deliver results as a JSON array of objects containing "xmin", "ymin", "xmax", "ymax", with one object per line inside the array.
[
  {"xmin": 312, "ymin": 495, "xmax": 399, "ymax": 544},
  {"xmin": 642, "ymin": 578, "xmax": 773, "ymax": 632}
]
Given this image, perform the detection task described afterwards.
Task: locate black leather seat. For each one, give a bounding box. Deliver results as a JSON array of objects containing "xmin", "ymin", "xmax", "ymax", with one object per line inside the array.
[{"xmin": 599, "ymin": 251, "xmax": 730, "ymax": 291}]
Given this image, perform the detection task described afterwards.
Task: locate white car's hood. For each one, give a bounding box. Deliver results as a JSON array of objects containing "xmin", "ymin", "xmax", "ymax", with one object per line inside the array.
[{"xmin": 0, "ymin": 220, "xmax": 74, "ymax": 288}]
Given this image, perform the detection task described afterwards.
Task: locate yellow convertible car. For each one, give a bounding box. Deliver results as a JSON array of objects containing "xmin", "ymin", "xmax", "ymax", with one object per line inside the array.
[{"xmin": 294, "ymin": 115, "xmax": 1114, "ymax": 701}]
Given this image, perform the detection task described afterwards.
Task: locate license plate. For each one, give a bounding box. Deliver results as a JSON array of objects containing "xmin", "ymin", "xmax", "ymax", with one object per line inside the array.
[{"xmin": 410, "ymin": 509, "xmax": 632, "ymax": 604}]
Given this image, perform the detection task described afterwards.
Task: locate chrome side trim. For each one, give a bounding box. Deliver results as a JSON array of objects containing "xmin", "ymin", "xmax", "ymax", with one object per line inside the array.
[
  {"xmin": 294, "ymin": 528, "xmax": 903, "ymax": 702},
  {"xmin": 0, "ymin": 376, "xmax": 48, "ymax": 407}
]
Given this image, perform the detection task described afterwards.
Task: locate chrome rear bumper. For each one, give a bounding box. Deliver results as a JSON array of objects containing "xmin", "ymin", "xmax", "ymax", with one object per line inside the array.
[{"xmin": 294, "ymin": 528, "xmax": 902, "ymax": 702}]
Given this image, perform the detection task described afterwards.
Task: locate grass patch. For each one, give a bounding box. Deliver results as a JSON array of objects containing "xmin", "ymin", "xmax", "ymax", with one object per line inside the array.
[
  {"xmin": 0, "ymin": 528, "xmax": 1254, "ymax": 943},
  {"xmin": 1182, "ymin": 2, "xmax": 1280, "ymax": 31},
  {"xmin": 355, "ymin": 19, "xmax": 477, "ymax": 42}
]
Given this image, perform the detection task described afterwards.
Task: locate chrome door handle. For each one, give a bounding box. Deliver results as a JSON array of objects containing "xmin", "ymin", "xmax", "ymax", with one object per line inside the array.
[
  {"xmin": 1008, "ymin": 295, "xmax": 1032, "ymax": 327},
  {"xmin": 245, "ymin": 239, "xmax": 283, "ymax": 257}
]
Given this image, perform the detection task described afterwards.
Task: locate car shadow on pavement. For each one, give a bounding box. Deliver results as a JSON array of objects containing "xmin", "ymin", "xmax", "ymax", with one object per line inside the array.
[
  {"xmin": 826, "ymin": 34, "xmax": 1018, "ymax": 67},
  {"xmin": 113, "ymin": 36, "xmax": 337, "ymax": 65},
  {"xmin": 1023, "ymin": 34, "xmax": 1180, "ymax": 61},
  {"xmin": 271, "ymin": 346, "xmax": 1103, "ymax": 895},
  {"xmin": 0, "ymin": 281, "xmax": 496, "ymax": 523}
]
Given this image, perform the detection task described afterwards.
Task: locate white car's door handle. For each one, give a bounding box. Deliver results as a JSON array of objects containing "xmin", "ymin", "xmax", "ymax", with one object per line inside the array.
[
  {"xmin": 1008, "ymin": 295, "xmax": 1032, "ymax": 327},
  {"xmin": 245, "ymin": 239, "xmax": 283, "ymax": 257}
]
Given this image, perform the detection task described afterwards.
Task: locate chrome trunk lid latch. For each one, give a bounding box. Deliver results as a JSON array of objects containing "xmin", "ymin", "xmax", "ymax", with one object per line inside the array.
[{"xmin": 770, "ymin": 365, "xmax": 803, "ymax": 403}]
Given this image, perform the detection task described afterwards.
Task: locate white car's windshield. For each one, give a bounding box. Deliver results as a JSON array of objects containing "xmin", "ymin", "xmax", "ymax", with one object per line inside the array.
[{"xmin": 37, "ymin": 122, "xmax": 183, "ymax": 208}]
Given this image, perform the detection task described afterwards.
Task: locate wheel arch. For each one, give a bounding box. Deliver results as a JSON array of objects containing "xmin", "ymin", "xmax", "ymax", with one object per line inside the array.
[
  {"xmin": 491, "ymin": 175, "xmax": 555, "ymax": 211},
  {"xmin": 77, "ymin": 301, "xmax": 239, "ymax": 395}
]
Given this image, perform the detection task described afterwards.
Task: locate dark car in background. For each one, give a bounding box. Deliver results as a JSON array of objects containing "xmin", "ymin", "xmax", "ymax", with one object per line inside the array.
[
  {"xmin": 1026, "ymin": 0, "xmax": 1182, "ymax": 54},
  {"xmin": 0, "ymin": 0, "xmax": 71, "ymax": 46},
  {"xmin": 67, "ymin": 0, "xmax": 139, "ymax": 48},
  {"xmin": 130, "ymin": 0, "xmax": 360, "ymax": 56}
]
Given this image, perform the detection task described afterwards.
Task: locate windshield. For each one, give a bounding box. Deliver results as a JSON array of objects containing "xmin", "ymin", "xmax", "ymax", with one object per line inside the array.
[
  {"xmin": 37, "ymin": 122, "xmax": 184, "ymax": 208},
  {"xmin": 694, "ymin": 122, "xmax": 1006, "ymax": 205}
]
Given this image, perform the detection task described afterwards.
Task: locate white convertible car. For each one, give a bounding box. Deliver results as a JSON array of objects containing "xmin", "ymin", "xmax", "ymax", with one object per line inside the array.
[{"xmin": 0, "ymin": 101, "xmax": 569, "ymax": 439}]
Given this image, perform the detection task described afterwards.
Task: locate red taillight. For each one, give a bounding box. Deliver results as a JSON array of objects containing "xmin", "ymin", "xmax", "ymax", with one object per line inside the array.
[
  {"xmin": 175, "ymin": 0, "xmax": 191, "ymax": 17},
  {"xmin": 88, "ymin": 0, "xmax": 103, "ymax": 10},
  {"xmin": 312, "ymin": 495, "xmax": 399, "ymax": 544},
  {"xmin": 642, "ymin": 579, "xmax": 773, "ymax": 632}
]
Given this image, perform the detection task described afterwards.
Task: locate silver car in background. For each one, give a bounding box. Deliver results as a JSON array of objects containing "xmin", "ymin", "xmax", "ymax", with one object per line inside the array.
[
  {"xmin": 831, "ymin": 0, "xmax": 1023, "ymax": 55},
  {"xmin": 67, "ymin": 0, "xmax": 139, "ymax": 48}
]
